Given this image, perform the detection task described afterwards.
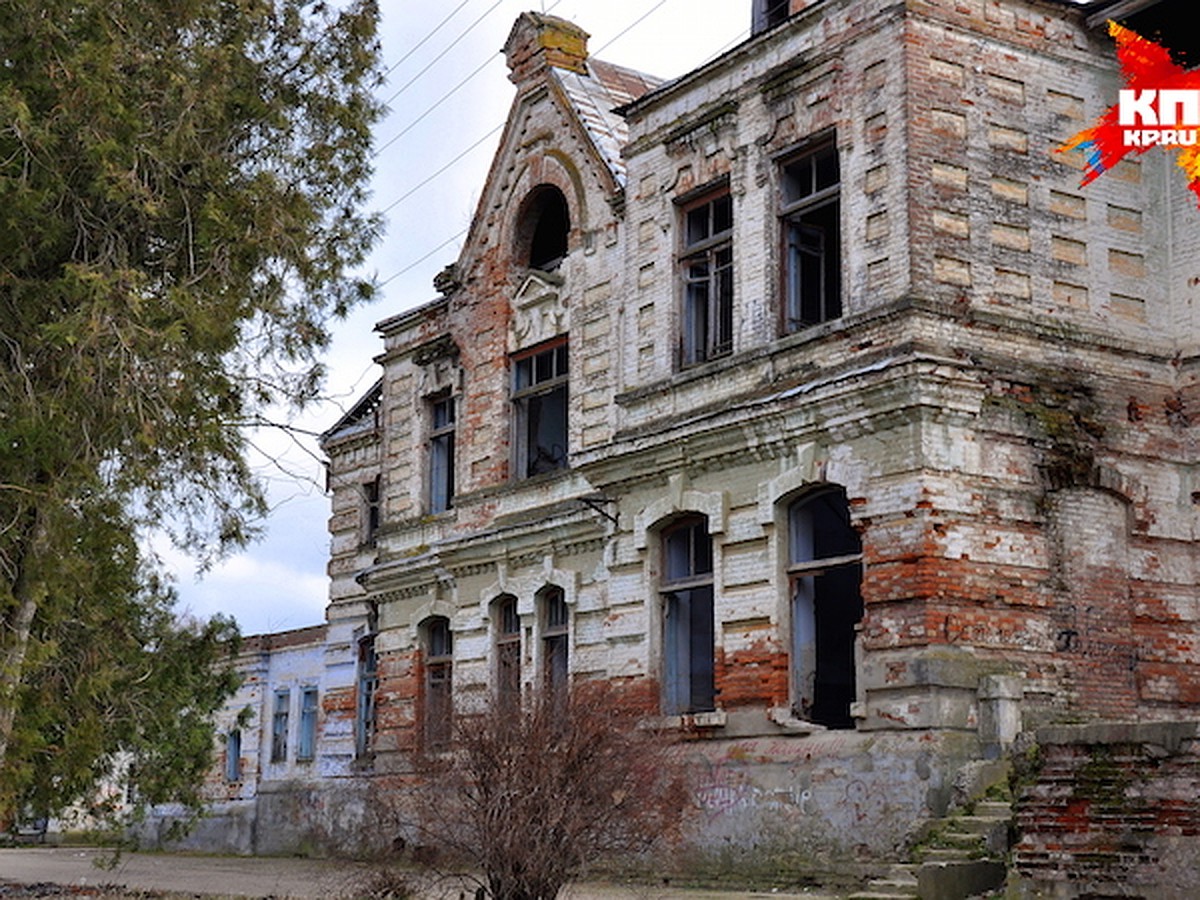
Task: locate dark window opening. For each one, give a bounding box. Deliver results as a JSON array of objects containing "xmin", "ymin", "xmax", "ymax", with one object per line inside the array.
[
  {"xmin": 680, "ymin": 191, "xmax": 734, "ymax": 365},
  {"xmin": 429, "ymin": 394, "xmax": 455, "ymax": 513},
  {"xmin": 495, "ymin": 595, "xmax": 521, "ymax": 709},
  {"xmin": 788, "ymin": 487, "xmax": 863, "ymax": 729},
  {"xmin": 781, "ymin": 142, "xmax": 841, "ymax": 331},
  {"xmin": 519, "ymin": 186, "xmax": 570, "ymax": 271},
  {"xmin": 225, "ymin": 730, "xmax": 242, "ymax": 782},
  {"xmin": 661, "ymin": 517, "xmax": 716, "ymax": 715},
  {"xmin": 513, "ymin": 340, "xmax": 568, "ymax": 478},
  {"xmin": 363, "ymin": 476, "xmax": 381, "ymax": 545},
  {"xmin": 271, "ymin": 690, "xmax": 290, "ymax": 763},
  {"xmin": 355, "ymin": 636, "xmax": 378, "ymax": 758},
  {"xmin": 423, "ymin": 616, "xmax": 453, "ymax": 750},
  {"xmin": 297, "ymin": 686, "xmax": 318, "ymax": 761},
  {"xmin": 541, "ymin": 587, "xmax": 569, "ymax": 704},
  {"xmin": 753, "ymin": 0, "xmax": 793, "ymax": 34}
]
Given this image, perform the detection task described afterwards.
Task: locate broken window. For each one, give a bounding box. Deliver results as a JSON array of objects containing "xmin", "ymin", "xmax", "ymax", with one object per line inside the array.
[
  {"xmin": 780, "ymin": 140, "xmax": 841, "ymax": 332},
  {"xmin": 788, "ymin": 487, "xmax": 863, "ymax": 729},
  {"xmin": 225, "ymin": 729, "xmax": 242, "ymax": 782},
  {"xmin": 422, "ymin": 616, "xmax": 453, "ymax": 750},
  {"xmin": 517, "ymin": 185, "xmax": 570, "ymax": 271},
  {"xmin": 495, "ymin": 595, "xmax": 521, "ymax": 710},
  {"xmin": 297, "ymin": 686, "xmax": 318, "ymax": 761},
  {"xmin": 680, "ymin": 189, "xmax": 734, "ymax": 366},
  {"xmin": 540, "ymin": 587, "xmax": 569, "ymax": 704},
  {"xmin": 363, "ymin": 476, "xmax": 381, "ymax": 546},
  {"xmin": 428, "ymin": 393, "xmax": 456, "ymax": 513},
  {"xmin": 355, "ymin": 635, "xmax": 378, "ymax": 759},
  {"xmin": 661, "ymin": 516, "xmax": 716, "ymax": 715},
  {"xmin": 271, "ymin": 689, "xmax": 290, "ymax": 763},
  {"xmin": 512, "ymin": 339, "xmax": 568, "ymax": 478}
]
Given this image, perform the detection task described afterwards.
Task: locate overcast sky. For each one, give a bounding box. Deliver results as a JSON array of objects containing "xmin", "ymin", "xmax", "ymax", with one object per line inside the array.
[{"xmin": 164, "ymin": 1, "xmax": 754, "ymax": 636}]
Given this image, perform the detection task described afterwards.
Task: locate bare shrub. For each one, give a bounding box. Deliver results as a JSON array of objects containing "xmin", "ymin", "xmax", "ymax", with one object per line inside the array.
[{"xmin": 408, "ymin": 682, "xmax": 689, "ymax": 900}]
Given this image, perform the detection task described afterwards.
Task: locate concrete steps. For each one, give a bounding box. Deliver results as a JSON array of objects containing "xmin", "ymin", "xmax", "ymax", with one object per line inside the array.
[{"xmin": 848, "ymin": 798, "xmax": 1013, "ymax": 899}]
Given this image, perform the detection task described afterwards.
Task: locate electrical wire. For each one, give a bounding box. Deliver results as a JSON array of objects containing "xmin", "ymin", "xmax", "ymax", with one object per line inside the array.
[{"xmin": 380, "ymin": 0, "xmax": 475, "ymax": 80}]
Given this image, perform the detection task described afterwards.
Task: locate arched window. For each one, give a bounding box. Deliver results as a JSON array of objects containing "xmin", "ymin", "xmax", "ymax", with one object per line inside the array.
[
  {"xmin": 516, "ymin": 185, "xmax": 570, "ymax": 271},
  {"xmin": 540, "ymin": 587, "xmax": 569, "ymax": 703},
  {"xmin": 494, "ymin": 595, "xmax": 521, "ymax": 709},
  {"xmin": 422, "ymin": 616, "xmax": 453, "ymax": 749},
  {"xmin": 788, "ymin": 487, "xmax": 863, "ymax": 728},
  {"xmin": 661, "ymin": 516, "xmax": 715, "ymax": 715}
]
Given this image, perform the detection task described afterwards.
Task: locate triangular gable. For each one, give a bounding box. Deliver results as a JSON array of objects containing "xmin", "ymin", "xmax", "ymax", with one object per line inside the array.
[{"xmin": 450, "ymin": 14, "xmax": 661, "ymax": 283}]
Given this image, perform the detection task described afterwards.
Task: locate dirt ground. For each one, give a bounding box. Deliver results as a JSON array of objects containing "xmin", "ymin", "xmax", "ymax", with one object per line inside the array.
[{"xmin": 0, "ymin": 848, "xmax": 843, "ymax": 899}]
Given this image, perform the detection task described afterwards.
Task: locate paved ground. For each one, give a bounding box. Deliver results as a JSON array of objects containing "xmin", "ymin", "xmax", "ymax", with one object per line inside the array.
[{"xmin": 0, "ymin": 848, "xmax": 842, "ymax": 899}]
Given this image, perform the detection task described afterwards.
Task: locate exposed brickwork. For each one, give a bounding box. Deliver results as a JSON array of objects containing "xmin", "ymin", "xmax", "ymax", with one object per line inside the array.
[
  {"xmin": 1014, "ymin": 723, "xmax": 1200, "ymax": 897},
  {"xmin": 181, "ymin": 0, "xmax": 1200, "ymax": 865}
]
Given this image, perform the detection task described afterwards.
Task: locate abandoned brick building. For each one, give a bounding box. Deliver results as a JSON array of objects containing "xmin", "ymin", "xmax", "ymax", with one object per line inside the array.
[{"xmin": 166, "ymin": 0, "xmax": 1199, "ymax": 891}]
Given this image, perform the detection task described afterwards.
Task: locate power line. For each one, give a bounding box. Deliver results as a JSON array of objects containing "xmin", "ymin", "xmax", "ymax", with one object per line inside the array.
[
  {"xmin": 378, "ymin": 228, "xmax": 470, "ymax": 287},
  {"xmin": 374, "ymin": 51, "xmax": 502, "ymax": 158},
  {"xmin": 378, "ymin": 122, "xmax": 503, "ymax": 217},
  {"xmin": 381, "ymin": 0, "xmax": 475, "ymax": 80},
  {"xmin": 378, "ymin": 0, "xmax": 507, "ymax": 109},
  {"xmin": 375, "ymin": 0, "xmax": 567, "ymax": 157}
]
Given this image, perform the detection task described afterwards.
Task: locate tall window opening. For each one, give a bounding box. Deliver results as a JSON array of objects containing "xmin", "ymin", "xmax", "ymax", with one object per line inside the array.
[
  {"xmin": 680, "ymin": 189, "xmax": 734, "ymax": 366},
  {"xmin": 780, "ymin": 140, "xmax": 841, "ymax": 332},
  {"xmin": 661, "ymin": 516, "xmax": 716, "ymax": 714},
  {"xmin": 788, "ymin": 487, "xmax": 863, "ymax": 729},
  {"xmin": 517, "ymin": 185, "xmax": 570, "ymax": 271},
  {"xmin": 495, "ymin": 595, "xmax": 521, "ymax": 709},
  {"xmin": 363, "ymin": 476, "xmax": 381, "ymax": 546},
  {"xmin": 297, "ymin": 686, "xmax": 319, "ymax": 761},
  {"xmin": 270, "ymin": 689, "xmax": 290, "ymax": 763},
  {"xmin": 512, "ymin": 339, "xmax": 568, "ymax": 478},
  {"xmin": 428, "ymin": 393, "xmax": 456, "ymax": 513},
  {"xmin": 225, "ymin": 730, "xmax": 242, "ymax": 782},
  {"xmin": 540, "ymin": 587, "xmax": 569, "ymax": 704},
  {"xmin": 355, "ymin": 635, "xmax": 378, "ymax": 759},
  {"xmin": 422, "ymin": 616, "xmax": 453, "ymax": 749}
]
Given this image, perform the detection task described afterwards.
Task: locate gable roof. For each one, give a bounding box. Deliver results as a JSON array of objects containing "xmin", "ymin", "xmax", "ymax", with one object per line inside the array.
[
  {"xmin": 553, "ymin": 58, "xmax": 663, "ymax": 188},
  {"xmin": 319, "ymin": 378, "xmax": 382, "ymax": 448}
]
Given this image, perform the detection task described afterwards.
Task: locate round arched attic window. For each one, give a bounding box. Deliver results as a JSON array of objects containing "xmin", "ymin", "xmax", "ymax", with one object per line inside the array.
[{"xmin": 515, "ymin": 185, "xmax": 570, "ymax": 271}]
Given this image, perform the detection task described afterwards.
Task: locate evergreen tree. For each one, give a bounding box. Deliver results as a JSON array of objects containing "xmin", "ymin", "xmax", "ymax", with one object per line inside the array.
[{"xmin": 0, "ymin": 0, "xmax": 383, "ymax": 822}]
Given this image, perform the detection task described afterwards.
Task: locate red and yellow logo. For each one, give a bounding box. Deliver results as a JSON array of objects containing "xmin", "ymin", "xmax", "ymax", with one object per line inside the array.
[{"xmin": 1060, "ymin": 21, "xmax": 1200, "ymax": 206}]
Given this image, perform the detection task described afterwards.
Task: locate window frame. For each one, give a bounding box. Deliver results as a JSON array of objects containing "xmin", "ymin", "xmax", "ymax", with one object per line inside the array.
[
  {"xmin": 540, "ymin": 587, "xmax": 569, "ymax": 704},
  {"xmin": 660, "ymin": 516, "xmax": 716, "ymax": 715},
  {"xmin": 511, "ymin": 338, "xmax": 569, "ymax": 479},
  {"xmin": 225, "ymin": 729, "xmax": 242, "ymax": 782},
  {"xmin": 422, "ymin": 616, "xmax": 454, "ymax": 750},
  {"xmin": 355, "ymin": 635, "xmax": 378, "ymax": 760},
  {"xmin": 270, "ymin": 689, "xmax": 290, "ymax": 763},
  {"xmin": 428, "ymin": 392, "xmax": 456, "ymax": 513},
  {"xmin": 786, "ymin": 486, "xmax": 863, "ymax": 729},
  {"xmin": 779, "ymin": 138, "xmax": 842, "ymax": 334},
  {"xmin": 362, "ymin": 475, "xmax": 381, "ymax": 546},
  {"xmin": 679, "ymin": 187, "xmax": 734, "ymax": 367},
  {"xmin": 494, "ymin": 595, "xmax": 522, "ymax": 709},
  {"xmin": 297, "ymin": 685, "xmax": 319, "ymax": 762}
]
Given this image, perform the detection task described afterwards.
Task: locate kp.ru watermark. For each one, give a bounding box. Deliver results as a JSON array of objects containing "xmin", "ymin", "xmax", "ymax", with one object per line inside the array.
[
  {"xmin": 1117, "ymin": 89, "xmax": 1199, "ymax": 146},
  {"xmin": 1059, "ymin": 21, "xmax": 1200, "ymax": 206}
]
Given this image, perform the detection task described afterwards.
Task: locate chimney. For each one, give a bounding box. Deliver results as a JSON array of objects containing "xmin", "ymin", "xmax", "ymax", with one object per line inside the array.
[{"xmin": 504, "ymin": 12, "xmax": 590, "ymax": 84}]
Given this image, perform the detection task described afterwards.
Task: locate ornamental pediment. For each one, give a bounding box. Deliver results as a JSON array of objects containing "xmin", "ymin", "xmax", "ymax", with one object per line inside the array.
[{"xmin": 510, "ymin": 269, "xmax": 568, "ymax": 350}]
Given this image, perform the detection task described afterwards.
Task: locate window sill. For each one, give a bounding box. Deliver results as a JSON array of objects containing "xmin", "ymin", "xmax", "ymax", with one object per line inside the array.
[
  {"xmin": 659, "ymin": 709, "xmax": 727, "ymax": 730},
  {"xmin": 768, "ymin": 706, "xmax": 827, "ymax": 734}
]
